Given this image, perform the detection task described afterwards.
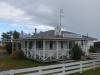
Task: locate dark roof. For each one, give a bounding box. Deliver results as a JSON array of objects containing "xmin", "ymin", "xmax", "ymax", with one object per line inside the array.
[
  {"xmin": 29, "ymin": 30, "xmax": 97, "ymax": 41},
  {"xmin": 33, "ymin": 30, "xmax": 76, "ymax": 38}
]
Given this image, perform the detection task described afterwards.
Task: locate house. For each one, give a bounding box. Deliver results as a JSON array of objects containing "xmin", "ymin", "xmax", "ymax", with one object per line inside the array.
[
  {"xmin": 94, "ymin": 42, "xmax": 100, "ymax": 53},
  {"xmin": 19, "ymin": 26, "xmax": 96, "ymax": 62}
]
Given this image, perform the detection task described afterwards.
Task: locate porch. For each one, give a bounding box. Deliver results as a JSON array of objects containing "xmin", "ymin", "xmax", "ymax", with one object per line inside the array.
[{"xmin": 21, "ymin": 39, "xmax": 88, "ymax": 62}]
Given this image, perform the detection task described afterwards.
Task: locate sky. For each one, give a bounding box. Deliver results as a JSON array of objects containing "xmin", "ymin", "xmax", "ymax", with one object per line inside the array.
[{"xmin": 0, "ymin": 0, "xmax": 100, "ymax": 40}]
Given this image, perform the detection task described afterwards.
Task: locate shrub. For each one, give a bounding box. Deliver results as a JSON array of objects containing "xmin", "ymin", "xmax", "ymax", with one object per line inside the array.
[
  {"xmin": 6, "ymin": 42, "xmax": 12, "ymax": 54},
  {"xmin": 89, "ymin": 46, "xmax": 96, "ymax": 53},
  {"xmin": 69, "ymin": 44, "xmax": 83, "ymax": 60},
  {"xmin": 10, "ymin": 50, "xmax": 25, "ymax": 59}
]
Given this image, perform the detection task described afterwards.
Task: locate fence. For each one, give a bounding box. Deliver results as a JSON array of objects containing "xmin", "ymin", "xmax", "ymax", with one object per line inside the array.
[
  {"xmin": 89, "ymin": 53, "xmax": 100, "ymax": 59},
  {"xmin": 0, "ymin": 59, "xmax": 100, "ymax": 75}
]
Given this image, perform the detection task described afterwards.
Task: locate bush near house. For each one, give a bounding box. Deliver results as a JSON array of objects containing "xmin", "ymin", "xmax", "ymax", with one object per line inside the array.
[
  {"xmin": 89, "ymin": 46, "xmax": 96, "ymax": 53},
  {"xmin": 10, "ymin": 50, "xmax": 25, "ymax": 59},
  {"xmin": 6, "ymin": 42, "xmax": 12, "ymax": 54},
  {"xmin": 70, "ymin": 44, "xmax": 83, "ymax": 60}
]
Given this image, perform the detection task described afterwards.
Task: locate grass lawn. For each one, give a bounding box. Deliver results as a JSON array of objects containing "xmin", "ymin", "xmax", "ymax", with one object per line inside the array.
[
  {"xmin": 0, "ymin": 55, "xmax": 100, "ymax": 75},
  {"xmin": 0, "ymin": 57, "xmax": 100, "ymax": 75},
  {"xmin": 0, "ymin": 56, "xmax": 55, "ymax": 71},
  {"xmin": 70, "ymin": 68, "xmax": 100, "ymax": 75}
]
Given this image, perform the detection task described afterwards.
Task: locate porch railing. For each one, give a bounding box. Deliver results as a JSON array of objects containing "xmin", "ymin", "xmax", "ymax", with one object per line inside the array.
[
  {"xmin": 23, "ymin": 48, "xmax": 70, "ymax": 61},
  {"xmin": 32, "ymin": 49, "xmax": 70, "ymax": 61}
]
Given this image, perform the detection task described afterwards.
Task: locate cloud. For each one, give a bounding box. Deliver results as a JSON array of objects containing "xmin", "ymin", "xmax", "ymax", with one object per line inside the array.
[
  {"xmin": 0, "ymin": 1, "xmax": 32, "ymax": 24},
  {"xmin": 0, "ymin": 0, "xmax": 100, "ymax": 40},
  {"xmin": 0, "ymin": 1, "xmax": 55, "ymax": 32}
]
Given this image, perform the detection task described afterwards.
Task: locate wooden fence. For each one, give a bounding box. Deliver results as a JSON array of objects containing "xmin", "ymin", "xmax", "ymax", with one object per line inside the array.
[{"xmin": 0, "ymin": 59, "xmax": 100, "ymax": 75}]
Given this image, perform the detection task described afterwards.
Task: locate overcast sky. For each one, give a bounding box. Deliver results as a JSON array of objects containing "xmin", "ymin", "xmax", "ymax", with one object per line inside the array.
[{"xmin": 0, "ymin": 0, "xmax": 100, "ymax": 40}]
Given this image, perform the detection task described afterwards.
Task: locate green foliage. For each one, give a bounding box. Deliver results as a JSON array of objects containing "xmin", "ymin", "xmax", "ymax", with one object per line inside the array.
[
  {"xmin": 13, "ymin": 30, "xmax": 19, "ymax": 39},
  {"xmin": 70, "ymin": 44, "xmax": 83, "ymax": 60},
  {"xmin": 6, "ymin": 42, "xmax": 12, "ymax": 54},
  {"xmin": 0, "ymin": 57, "xmax": 42, "ymax": 71},
  {"xmin": 10, "ymin": 50, "xmax": 25, "ymax": 59},
  {"xmin": 2, "ymin": 30, "xmax": 20, "ymax": 54},
  {"xmin": 70, "ymin": 68, "xmax": 100, "ymax": 75},
  {"xmin": 2, "ymin": 30, "xmax": 19, "ymax": 40},
  {"xmin": 89, "ymin": 46, "xmax": 96, "ymax": 53},
  {"xmin": 1, "ymin": 32, "xmax": 11, "ymax": 40}
]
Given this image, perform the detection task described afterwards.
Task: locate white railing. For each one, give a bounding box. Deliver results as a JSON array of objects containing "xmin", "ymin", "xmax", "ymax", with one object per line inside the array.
[
  {"xmin": 0, "ymin": 59, "xmax": 100, "ymax": 75},
  {"xmin": 89, "ymin": 53, "xmax": 100, "ymax": 59},
  {"xmin": 33, "ymin": 49, "xmax": 69, "ymax": 61},
  {"xmin": 22, "ymin": 48, "xmax": 70, "ymax": 61}
]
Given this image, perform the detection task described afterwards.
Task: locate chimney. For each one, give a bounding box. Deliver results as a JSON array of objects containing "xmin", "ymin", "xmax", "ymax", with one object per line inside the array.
[{"xmin": 34, "ymin": 28, "xmax": 37, "ymax": 35}]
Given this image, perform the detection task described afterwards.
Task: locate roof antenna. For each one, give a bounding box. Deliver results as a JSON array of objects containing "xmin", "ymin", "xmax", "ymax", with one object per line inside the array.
[
  {"xmin": 87, "ymin": 33, "xmax": 88, "ymax": 38},
  {"xmin": 59, "ymin": 9, "xmax": 64, "ymax": 27},
  {"xmin": 55, "ymin": 9, "xmax": 64, "ymax": 36}
]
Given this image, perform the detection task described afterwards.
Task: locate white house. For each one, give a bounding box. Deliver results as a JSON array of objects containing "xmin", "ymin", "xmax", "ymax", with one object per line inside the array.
[{"xmin": 19, "ymin": 26, "xmax": 96, "ymax": 62}]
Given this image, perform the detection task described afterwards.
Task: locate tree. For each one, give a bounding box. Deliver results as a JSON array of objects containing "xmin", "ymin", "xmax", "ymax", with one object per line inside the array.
[
  {"xmin": 2, "ymin": 30, "xmax": 20, "ymax": 40},
  {"xmin": 1, "ymin": 30, "xmax": 20, "ymax": 54},
  {"xmin": 13, "ymin": 30, "xmax": 19, "ymax": 39},
  {"xmin": 6, "ymin": 42, "xmax": 12, "ymax": 54},
  {"xmin": 1, "ymin": 32, "xmax": 11, "ymax": 40},
  {"xmin": 70, "ymin": 44, "xmax": 83, "ymax": 60}
]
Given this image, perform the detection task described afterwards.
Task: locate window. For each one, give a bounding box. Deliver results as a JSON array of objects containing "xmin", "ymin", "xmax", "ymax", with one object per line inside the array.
[
  {"xmin": 50, "ymin": 41, "xmax": 53, "ymax": 49},
  {"xmin": 61, "ymin": 41, "xmax": 63, "ymax": 48},
  {"xmin": 36, "ymin": 40, "xmax": 43, "ymax": 49},
  {"xmin": 81, "ymin": 41, "xmax": 84, "ymax": 46},
  {"xmin": 29, "ymin": 41, "xmax": 33, "ymax": 49},
  {"xmin": 25, "ymin": 41, "xmax": 27, "ymax": 48},
  {"xmin": 69, "ymin": 41, "xmax": 72, "ymax": 49}
]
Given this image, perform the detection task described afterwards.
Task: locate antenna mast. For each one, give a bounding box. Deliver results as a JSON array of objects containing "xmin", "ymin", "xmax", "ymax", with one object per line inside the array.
[
  {"xmin": 59, "ymin": 9, "xmax": 64, "ymax": 27},
  {"xmin": 55, "ymin": 9, "xmax": 64, "ymax": 36}
]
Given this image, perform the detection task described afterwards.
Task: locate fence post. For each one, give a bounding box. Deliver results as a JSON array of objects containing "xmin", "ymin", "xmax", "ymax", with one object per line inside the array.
[
  {"xmin": 80, "ymin": 61, "xmax": 83, "ymax": 73},
  {"xmin": 62, "ymin": 64, "xmax": 65, "ymax": 75},
  {"xmin": 93, "ymin": 60, "xmax": 96, "ymax": 70},
  {"xmin": 9, "ymin": 70, "xmax": 15, "ymax": 75},
  {"xmin": 39, "ymin": 66, "xmax": 42, "ymax": 75}
]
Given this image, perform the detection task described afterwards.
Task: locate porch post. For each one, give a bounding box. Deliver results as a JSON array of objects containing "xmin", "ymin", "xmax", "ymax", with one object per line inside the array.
[
  {"xmin": 20, "ymin": 40, "xmax": 22, "ymax": 50},
  {"xmin": 27, "ymin": 41, "xmax": 29, "ymax": 50},
  {"xmin": 16, "ymin": 42, "xmax": 18, "ymax": 50},
  {"xmin": 85, "ymin": 41, "xmax": 89, "ymax": 56},
  {"xmin": 15, "ymin": 41, "xmax": 17, "ymax": 51},
  {"xmin": 22, "ymin": 40, "xmax": 25, "ymax": 54},
  {"xmin": 56, "ymin": 40, "xmax": 59, "ymax": 59},
  {"xmin": 27, "ymin": 40, "xmax": 29, "ymax": 57},
  {"xmin": 43, "ymin": 40, "xmax": 45, "ymax": 60},
  {"xmin": 34, "ymin": 40, "xmax": 36, "ymax": 59},
  {"xmin": 67, "ymin": 40, "xmax": 70, "ymax": 58},
  {"xmin": 11, "ymin": 37, "xmax": 14, "ymax": 53},
  {"xmin": 21, "ymin": 40, "xmax": 24, "ymax": 51},
  {"xmin": 23, "ymin": 41, "xmax": 25, "ymax": 50}
]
